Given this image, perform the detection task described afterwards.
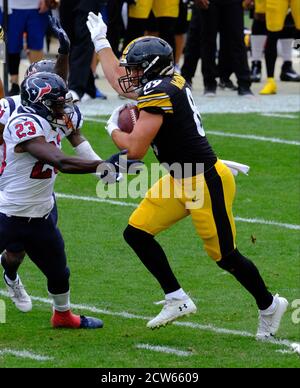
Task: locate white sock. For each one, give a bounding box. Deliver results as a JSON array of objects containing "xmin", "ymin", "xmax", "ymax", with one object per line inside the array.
[
  {"xmin": 251, "ymin": 35, "xmax": 266, "ymax": 61},
  {"xmin": 279, "ymin": 39, "xmax": 293, "ymax": 62},
  {"xmin": 260, "ymin": 296, "xmax": 277, "ymax": 315},
  {"xmin": 49, "ymin": 290, "xmax": 70, "ymax": 312},
  {"xmin": 5, "ymin": 273, "xmax": 19, "ymax": 286},
  {"xmin": 165, "ymin": 288, "xmax": 188, "ymax": 300}
]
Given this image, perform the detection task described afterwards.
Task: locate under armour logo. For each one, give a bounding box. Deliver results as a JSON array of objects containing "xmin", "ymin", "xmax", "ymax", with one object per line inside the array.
[
  {"xmin": 179, "ymin": 304, "xmax": 188, "ymax": 312},
  {"xmin": 293, "ymin": 39, "xmax": 300, "ymax": 50}
]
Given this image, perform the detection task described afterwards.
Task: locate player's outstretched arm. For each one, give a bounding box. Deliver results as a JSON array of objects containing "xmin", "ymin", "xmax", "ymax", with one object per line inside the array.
[
  {"xmin": 20, "ymin": 136, "xmax": 142, "ymax": 177},
  {"xmin": 86, "ymin": 12, "xmax": 137, "ymax": 99},
  {"xmin": 21, "ymin": 136, "xmax": 102, "ymax": 174},
  {"xmin": 49, "ymin": 15, "xmax": 70, "ymax": 82}
]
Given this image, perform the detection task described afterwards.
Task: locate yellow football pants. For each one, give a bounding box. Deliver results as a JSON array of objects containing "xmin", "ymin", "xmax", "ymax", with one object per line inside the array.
[
  {"xmin": 129, "ymin": 160, "xmax": 237, "ymax": 261},
  {"xmin": 129, "ymin": 0, "xmax": 180, "ymax": 19},
  {"xmin": 256, "ymin": 0, "xmax": 300, "ymax": 31},
  {"xmin": 254, "ymin": 0, "xmax": 266, "ymax": 13}
]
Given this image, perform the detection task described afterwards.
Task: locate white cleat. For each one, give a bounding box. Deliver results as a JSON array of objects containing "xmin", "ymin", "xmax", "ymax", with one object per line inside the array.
[
  {"xmin": 256, "ymin": 294, "xmax": 288, "ymax": 340},
  {"xmin": 147, "ymin": 296, "xmax": 197, "ymax": 329},
  {"xmin": 4, "ymin": 275, "xmax": 32, "ymax": 313}
]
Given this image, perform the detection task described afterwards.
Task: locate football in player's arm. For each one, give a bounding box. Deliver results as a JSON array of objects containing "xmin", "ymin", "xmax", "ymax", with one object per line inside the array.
[{"xmin": 86, "ymin": 13, "xmax": 288, "ymax": 338}]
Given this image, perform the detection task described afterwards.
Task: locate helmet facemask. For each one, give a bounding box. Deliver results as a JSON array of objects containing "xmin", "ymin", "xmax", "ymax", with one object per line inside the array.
[
  {"xmin": 43, "ymin": 92, "xmax": 75, "ymax": 132},
  {"xmin": 118, "ymin": 65, "xmax": 145, "ymax": 93}
]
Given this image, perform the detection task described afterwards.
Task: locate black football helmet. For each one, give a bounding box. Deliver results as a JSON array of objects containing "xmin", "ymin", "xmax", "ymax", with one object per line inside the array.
[
  {"xmin": 119, "ymin": 36, "xmax": 174, "ymax": 93},
  {"xmin": 25, "ymin": 59, "xmax": 56, "ymax": 78},
  {"xmin": 20, "ymin": 72, "xmax": 74, "ymax": 130}
]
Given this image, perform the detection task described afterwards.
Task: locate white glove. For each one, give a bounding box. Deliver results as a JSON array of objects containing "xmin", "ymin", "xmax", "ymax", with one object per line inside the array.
[
  {"xmin": 105, "ymin": 105, "xmax": 127, "ymax": 136},
  {"xmin": 86, "ymin": 12, "xmax": 111, "ymax": 53}
]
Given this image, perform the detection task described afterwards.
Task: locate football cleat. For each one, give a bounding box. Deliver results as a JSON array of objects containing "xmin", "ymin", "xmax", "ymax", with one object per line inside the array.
[
  {"xmin": 147, "ymin": 296, "xmax": 197, "ymax": 329},
  {"xmin": 238, "ymin": 86, "xmax": 254, "ymax": 97},
  {"xmin": 51, "ymin": 309, "xmax": 103, "ymax": 329},
  {"xmin": 256, "ymin": 294, "xmax": 288, "ymax": 340},
  {"xmin": 250, "ymin": 60, "xmax": 262, "ymax": 83},
  {"xmin": 280, "ymin": 61, "xmax": 300, "ymax": 82},
  {"xmin": 80, "ymin": 315, "xmax": 104, "ymax": 329},
  {"xmin": 259, "ymin": 77, "xmax": 277, "ymax": 95},
  {"xmin": 204, "ymin": 87, "xmax": 216, "ymax": 97},
  {"xmin": 219, "ymin": 78, "xmax": 238, "ymax": 91},
  {"xmin": 4, "ymin": 274, "xmax": 32, "ymax": 313}
]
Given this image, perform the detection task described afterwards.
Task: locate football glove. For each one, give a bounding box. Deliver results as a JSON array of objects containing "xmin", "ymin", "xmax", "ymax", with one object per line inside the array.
[
  {"xmin": 86, "ymin": 12, "xmax": 111, "ymax": 53},
  {"xmin": 100, "ymin": 171, "xmax": 123, "ymax": 185},
  {"xmin": 49, "ymin": 15, "xmax": 70, "ymax": 55},
  {"xmin": 99, "ymin": 150, "xmax": 144, "ymax": 178},
  {"xmin": 105, "ymin": 104, "xmax": 128, "ymax": 136}
]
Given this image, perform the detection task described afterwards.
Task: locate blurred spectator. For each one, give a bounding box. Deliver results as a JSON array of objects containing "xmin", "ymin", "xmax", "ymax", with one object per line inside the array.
[
  {"xmin": 124, "ymin": 0, "xmax": 180, "ymax": 51},
  {"xmin": 259, "ymin": 1, "xmax": 300, "ymax": 95},
  {"xmin": 107, "ymin": 0, "xmax": 127, "ymax": 57},
  {"xmin": 174, "ymin": 0, "xmax": 191, "ymax": 72},
  {"xmin": 181, "ymin": 4, "xmax": 202, "ymax": 86},
  {"xmin": 0, "ymin": 0, "xmax": 50, "ymax": 95},
  {"xmin": 59, "ymin": 0, "xmax": 107, "ymax": 101},
  {"xmin": 250, "ymin": 2, "xmax": 300, "ymax": 85},
  {"xmin": 196, "ymin": 0, "xmax": 252, "ymax": 97}
]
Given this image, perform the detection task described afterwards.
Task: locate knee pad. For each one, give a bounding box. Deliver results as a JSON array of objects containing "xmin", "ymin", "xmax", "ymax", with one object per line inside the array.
[
  {"xmin": 217, "ymin": 249, "xmax": 243, "ymax": 272},
  {"xmin": 3, "ymin": 250, "xmax": 25, "ymax": 266},
  {"xmin": 123, "ymin": 225, "xmax": 153, "ymax": 248}
]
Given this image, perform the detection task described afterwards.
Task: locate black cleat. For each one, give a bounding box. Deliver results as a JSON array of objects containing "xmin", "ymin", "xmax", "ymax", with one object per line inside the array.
[
  {"xmin": 280, "ymin": 61, "xmax": 300, "ymax": 82},
  {"xmin": 219, "ymin": 78, "xmax": 238, "ymax": 91},
  {"xmin": 80, "ymin": 315, "xmax": 104, "ymax": 329},
  {"xmin": 238, "ymin": 86, "xmax": 254, "ymax": 97},
  {"xmin": 204, "ymin": 87, "xmax": 216, "ymax": 97},
  {"xmin": 250, "ymin": 60, "xmax": 262, "ymax": 83}
]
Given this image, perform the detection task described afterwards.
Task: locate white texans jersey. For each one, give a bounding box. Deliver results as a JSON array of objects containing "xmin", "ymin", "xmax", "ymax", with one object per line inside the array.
[
  {"xmin": 0, "ymin": 111, "xmax": 62, "ymax": 218},
  {"xmin": 0, "ymin": 94, "xmax": 83, "ymax": 164}
]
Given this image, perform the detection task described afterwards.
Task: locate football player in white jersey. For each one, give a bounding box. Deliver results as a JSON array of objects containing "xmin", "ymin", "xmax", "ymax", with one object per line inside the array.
[
  {"xmin": 0, "ymin": 17, "xmax": 114, "ymax": 314},
  {"xmin": 0, "ymin": 71, "xmax": 141, "ymax": 328}
]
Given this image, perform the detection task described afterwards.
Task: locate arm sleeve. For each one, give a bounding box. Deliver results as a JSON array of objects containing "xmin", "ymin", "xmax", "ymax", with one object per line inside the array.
[{"xmin": 0, "ymin": 97, "xmax": 17, "ymax": 126}]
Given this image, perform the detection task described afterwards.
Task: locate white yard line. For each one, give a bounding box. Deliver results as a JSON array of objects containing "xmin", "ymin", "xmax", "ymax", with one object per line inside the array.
[
  {"xmin": 84, "ymin": 117, "xmax": 300, "ymax": 146},
  {"xmin": 206, "ymin": 131, "xmax": 300, "ymax": 146},
  {"xmin": 55, "ymin": 193, "xmax": 300, "ymax": 231},
  {"xmin": 0, "ymin": 348, "xmax": 53, "ymax": 361},
  {"xmin": 0, "ymin": 290, "xmax": 298, "ymax": 355},
  {"xmin": 85, "ymin": 117, "xmax": 107, "ymax": 124},
  {"xmin": 260, "ymin": 113, "xmax": 298, "ymax": 119},
  {"xmin": 135, "ymin": 343, "xmax": 193, "ymax": 357}
]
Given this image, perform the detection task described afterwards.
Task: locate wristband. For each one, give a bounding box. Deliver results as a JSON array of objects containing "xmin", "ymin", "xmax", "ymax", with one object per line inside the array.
[{"xmin": 94, "ymin": 38, "xmax": 111, "ymax": 53}]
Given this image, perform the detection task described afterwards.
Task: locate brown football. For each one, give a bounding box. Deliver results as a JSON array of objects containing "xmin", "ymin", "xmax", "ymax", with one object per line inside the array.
[{"xmin": 117, "ymin": 104, "xmax": 139, "ymax": 133}]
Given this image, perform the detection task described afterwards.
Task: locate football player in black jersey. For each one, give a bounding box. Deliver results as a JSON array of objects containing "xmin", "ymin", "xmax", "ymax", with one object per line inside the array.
[{"xmin": 87, "ymin": 13, "xmax": 288, "ymax": 338}]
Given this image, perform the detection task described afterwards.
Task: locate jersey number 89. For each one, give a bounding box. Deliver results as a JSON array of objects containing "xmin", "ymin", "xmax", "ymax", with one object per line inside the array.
[{"xmin": 186, "ymin": 88, "xmax": 205, "ymax": 137}]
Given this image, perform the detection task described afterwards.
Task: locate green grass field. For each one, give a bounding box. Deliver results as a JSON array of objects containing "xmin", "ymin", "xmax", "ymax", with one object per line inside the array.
[{"xmin": 0, "ymin": 112, "xmax": 299, "ymax": 368}]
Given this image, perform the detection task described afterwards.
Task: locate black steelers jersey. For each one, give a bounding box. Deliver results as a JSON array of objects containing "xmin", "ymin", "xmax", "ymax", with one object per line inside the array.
[{"xmin": 137, "ymin": 73, "xmax": 217, "ymax": 174}]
